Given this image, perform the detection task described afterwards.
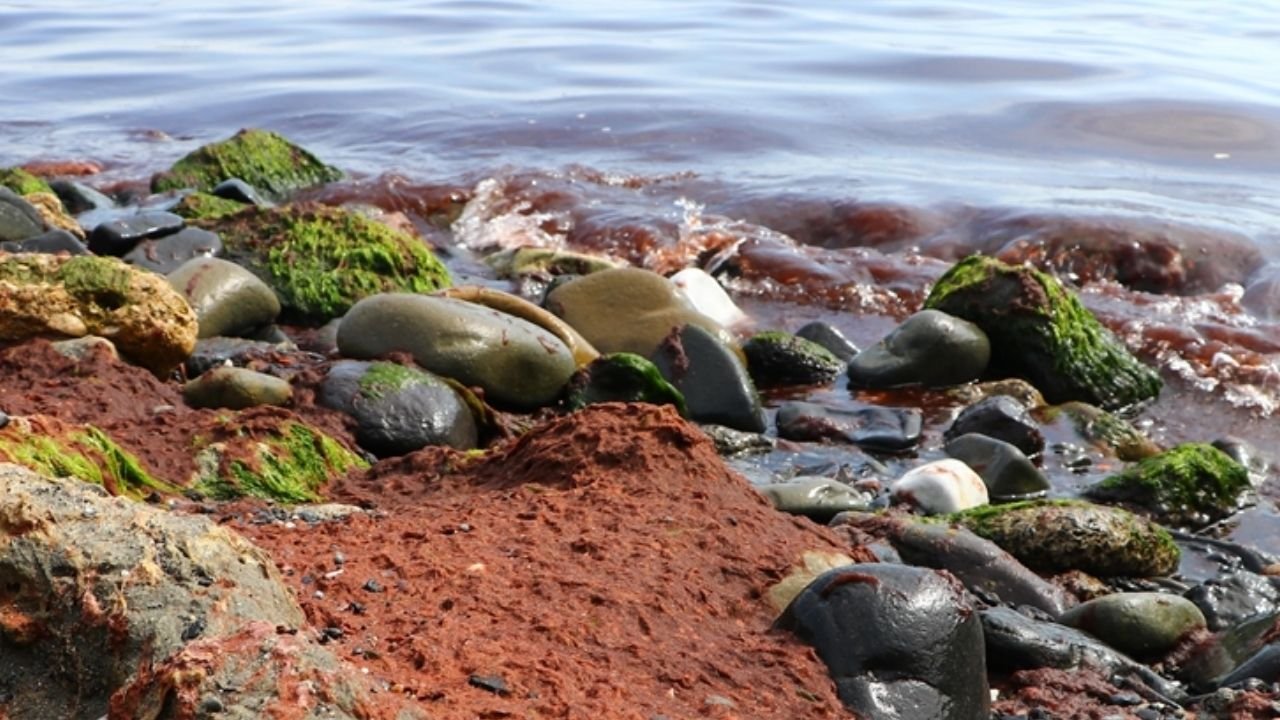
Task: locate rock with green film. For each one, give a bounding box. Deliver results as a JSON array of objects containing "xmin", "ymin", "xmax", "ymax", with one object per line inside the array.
[
  {"xmin": 1037, "ymin": 401, "xmax": 1161, "ymax": 461},
  {"xmin": 198, "ymin": 203, "xmax": 451, "ymax": 322},
  {"xmin": 1085, "ymin": 442, "xmax": 1251, "ymax": 527},
  {"xmin": 169, "ymin": 190, "xmax": 250, "ymax": 221},
  {"xmin": 952, "ymin": 499, "xmax": 1180, "ymax": 577},
  {"xmin": 564, "ymin": 353, "xmax": 687, "ymax": 414},
  {"xmin": 743, "ymin": 331, "xmax": 844, "ymax": 388},
  {"xmin": 0, "ymin": 253, "xmax": 197, "ymax": 375},
  {"xmin": 0, "ymin": 415, "xmax": 178, "ymax": 499},
  {"xmin": 924, "ymin": 255, "xmax": 1161, "ymax": 410},
  {"xmin": 0, "ymin": 167, "xmax": 52, "ymax": 196},
  {"xmin": 150, "ymin": 128, "xmax": 342, "ymax": 200}
]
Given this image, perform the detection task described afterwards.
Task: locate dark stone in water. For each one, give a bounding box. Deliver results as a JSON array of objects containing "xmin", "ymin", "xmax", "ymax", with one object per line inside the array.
[
  {"xmin": 1184, "ymin": 571, "xmax": 1280, "ymax": 632},
  {"xmin": 88, "ymin": 210, "xmax": 185, "ymax": 256},
  {"xmin": 0, "ymin": 187, "xmax": 45, "ymax": 243},
  {"xmin": 945, "ymin": 432, "xmax": 1050, "ymax": 501},
  {"xmin": 945, "ymin": 395, "xmax": 1045, "ymax": 457},
  {"xmin": 742, "ymin": 331, "xmax": 844, "ymax": 388},
  {"xmin": 795, "ymin": 321, "xmax": 859, "ymax": 363},
  {"xmin": 49, "ymin": 179, "xmax": 114, "ymax": 215},
  {"xmin": 775, "ymin": 400, "xmax": 921, "ymax": 453},
  {"xmin": 124, "ymin": 227, "xmax": 222, "ymax": 274},
  {"xmin": 847, "ymin": 309, "xmax": 990, "ymax": 389},
  {"xmin": 0, "ymin": 229, "xmax": 89, "ymax": 255},
  {"xmin": 650, "ymin": 324, "xmax": 765, "ymax": 433}
]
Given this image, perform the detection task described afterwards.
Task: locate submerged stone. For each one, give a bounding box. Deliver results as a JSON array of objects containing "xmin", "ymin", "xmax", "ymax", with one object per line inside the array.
[
  {"xmin": 151, "ymin": 128, "xmax": 342, "ymax": 200},
  {"xmin": 1039, "ymin": 400, "xmax": 1161, "ymax": 461},
  {"xmin": 1086, "ymin": 443, "xmax": 1251, "ymax": 528},
  {"xmin": 775, "ymin": 400, "xmax": 922, "ymax": 453},
  {"xmin": 924, "ymin": 255, "xmax": 1161, "ymax": 410}
]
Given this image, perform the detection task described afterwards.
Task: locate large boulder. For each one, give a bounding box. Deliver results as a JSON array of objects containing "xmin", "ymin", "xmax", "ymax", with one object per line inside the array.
[
  {"xmin": 150, "ymin": 128, "xmax": 342, "ymax": 200},
  {"xmin": 0, "ymin": 253, "xmax": 196, "ymax": 375},
  {"xmin": 924, "ymin": 255, "xmax": 1161, "ymax": 410}
]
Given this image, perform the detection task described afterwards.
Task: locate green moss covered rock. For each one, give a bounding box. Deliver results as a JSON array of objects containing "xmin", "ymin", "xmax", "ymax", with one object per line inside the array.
[
  {"xmin": 199, "ymin": 203, "xmax": 451, "ymax": 322},
  {"xmin": 1085, "ymin": 443, "xmax": 1250, "ymax": 527},
  {"xmin": 170, "ymin": 191, "xmax": 250, "ymax": 221},
  {"xmin": 151, "ymin": 129, "xmax": 342, "ymax": 200},
  {"xmin": 951, "ymin": 499, "xmax": 1179, "ymax": 577},
  {"xmin": 924, "ymin": 255, "xmax": 1161, "ymax": 410},
  {"xmin": 564, "ymin": 353, "xmax": 687, "ymax": 414},
  {"xmin": 0, "ymin": 167, "xmax": 52, "ymax": 196},
  {"xmin": 743, "ymin": 331, "xmax": 844, "ymax": 388},
  {"xmin": 0, "ymin": 416, "xmax": 177, "ymax": 499}
]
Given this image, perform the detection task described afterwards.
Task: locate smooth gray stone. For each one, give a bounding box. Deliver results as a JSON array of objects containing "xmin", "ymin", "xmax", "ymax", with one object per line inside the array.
[
  {"xmin": 847, "ymin": 309, "xmax": 990, "ymax": 389},
  {"xmin": 795, "ymin": 321, "xmax": 859, "ymax": 363},
  {"xmin": 650, "ymin": 323, "xmax": 765, "ymax": 433},
  {"xmin": 945, "ymin": 394, "xmax": 1045, "ymax": 457},
  {"xmin": 0, "ymin": 229, "xmax": 89, "ymax": 255},
  {"xmin": 1059, "ymin": 592, "xmax": 1206, "ymax": 661},
  {"xmin": 319, "ymin": 360, "xmax": 477, "ymax": 456},
  {"xmin": 0, "ymin": 186, "xmax": 45, "ymax": 242},
  {"xmin": 168, "ymin": 256, "xmax": 282, "ymax": 339},
  {"xmin": 88, "ymin": 210, "xmax": 185, "ymax": 256},
  {"xmin": 125, "ymin": 227, "xmax": 222, "ymax": 274},
  {"xmin": 183, "ymin": 366, "xmax": 292, "ymax": 410},
  {"xmin": 758, "ymin": 477, "xmax": 873, "ymax": 523},
  {"xmin": 945, "ymin": 432, "xmax": 1050, "ymax": 501},
  {"xmin": 49, "ymin": 179, "xmax": 115, "ymax": 214},
  {"xmin": 337, "ymin": 293, "xmax": 576, "ymax": 410},
  {"xmin": 776, "ymin": 563, "xmax": 989, "ymax": 720},
  {"xmin": 776, "ymin": 400, "xmax": 922, "ymax": 453},
  {"xmin": 213, "ymin": 178, "xmax": 267, "ymax": 205}
]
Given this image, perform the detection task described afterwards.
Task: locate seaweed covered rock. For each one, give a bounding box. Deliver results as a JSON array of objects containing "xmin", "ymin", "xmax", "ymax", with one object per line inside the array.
[
  {"xmin": 169, "ymin": 190, "xmax": 251, "ymax": 221},
  {"xmin": 199, "ymin": 203, "xmax": 451, "ymax": 322},
  {"xmin": 1085, "ymin": 442, "xmax": 1251, "ymax": 527},
  {"xmin": 0, "ymin": 415, "xmax": 177, "ymax": 499},
  {"xmin": 743, "ymin": 330, "xmax": 844, "ymax": 388},
  {"xmin": 151, "ymin": 128, "xmax": 342, "ymax": 200},
  {"xmin": 0, "ymin": 166, "xmax": 52, "ymax": 196},
  {"xmin": 924, "ymin": 255, "xmax": 1161, "ymax": 410},
  {"xmin": 565, "ymin": 352, "xmax": 687, "ymax": 413},
  {"xmin": 0, "ymin": 253, "xmax": 197, "ymax": 374},
  {"xmin": 952, "ymin": 499, "xmax": 1180, "ymax": 577}
]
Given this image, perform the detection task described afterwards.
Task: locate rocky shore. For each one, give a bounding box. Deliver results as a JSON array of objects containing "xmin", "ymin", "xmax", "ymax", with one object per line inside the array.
[{"xmin": 0, "ymin": 130, "xmax": 1278, "ymax": 719}]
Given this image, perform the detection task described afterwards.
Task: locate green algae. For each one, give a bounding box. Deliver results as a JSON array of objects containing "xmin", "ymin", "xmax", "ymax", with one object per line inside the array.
[
  {"xmin": 564, "ymin": 352, "xmax": 688, "ymax": 415},
  {"xmin": 0, "ymin": 168, "xmax": 52, "ymax": 196},
  {"xmin": 357, "ymin": 361, "xmax": 425, "ymax": 401},
  {"xmin": 170, "ymin": 191, "xmax": 249, "ymax": 221},
  {"xmin": 1086, "ymin": 442, "xmax": 1250, "ymax": 527},
  {"xmin": 924, "ymin": 255, "xmax": 1161, "ymax": 410},
  {"xmin": 150, "ymin": 128, "xmax": 342, "ymax": 200},
  {"xmin": 0, "ymin": 422, "xmax": 176, "ymax": 499},
  {"xmin": 742, "ymin": 331, "xmax": 843, "ymax": 388},
  {"xmin": 193, "ymin": 421, "xmax": 367, "ymax": 503},
  {"xmin": 202, "ymin": 203, "xmax": 451, "ymax": 322}
]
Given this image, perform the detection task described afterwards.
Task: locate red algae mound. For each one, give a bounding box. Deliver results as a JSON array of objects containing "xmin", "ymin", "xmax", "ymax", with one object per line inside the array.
[{"xmin": 234, "ymin": 403, "xmax": 871, "ymax": 719}]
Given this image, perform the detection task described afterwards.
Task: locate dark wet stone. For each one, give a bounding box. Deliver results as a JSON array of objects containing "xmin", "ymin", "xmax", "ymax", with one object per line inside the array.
[
  {"xmin": 124, "ymin": 227, "xmax": 222, "ymax": 274},
  {"xmin": 183, "ymin": 366, "xmax": 292, "ymax": 410},
  {"xmin": 1179, "ymin": 610, "xmax": 1280, "ymax": 690},
  {"xmin": 319, "ymin": 359, "xmax": 478, "ymax": 456},
  {"xmin": 49, "ymin": 179, "xmax": 114, "ymax": 215},
  {"xmin": 945, "ymin": 433, "xmax": 1049, "ymax": 501},
  {"xmin": 981, "ymin": 606, "xmax": 1187, "ymax": 704},
  {"xmin": 564, "ymin": 353, "xmax": 687, "ymax": 414},
  {"xmin": 87, "ymin": 210, "xmax": 185, "ymax": 256},
  {"xmin": 1185, "ymin": 572, "xmax": 1280, "ymax": 632},
  {"xmin": 743, "ymin": 331, "xmax": 844, "ymax": 388},
  {"xmin": 775, "ymin": 563, "xmax": 989, "ymax": 720},
  {"xmin": 650, "ymin": 323, "xmax": 765, "ymax": 433},
  {"xmin": 469, "ymin": 674, "xmax": 511, "ymax": 696},
  {"xmin": 1216, "ymin": 644, "xmax": 1280, "ymax": 691},
  {"xmin": 758, "ymin": 477, "xmax": 873, "ymax": 523},
  {"xmin": 1059, "ymin": 592, "xmax": 1206, "ymax": 661},
  {"xmin": 1212, "ymin": 436, "xmax": 1271, "ymax": 481},
  {"xmin": 212, "ymin": 178, "xmax": 267, "ymax": 205},
  {"xmin": 184, "ymin": 337, "xmax": 293, "ymax": 377},
  {"xmin": 795, "ymin": 321, "xmax": 859, "ymax": 363},
  {"xmin": 776, "ymin": 400, "xmax": 922, "ymax": 453},
  {"xmin": 0, "ymin": 187, "xmax": 45, "ymax": 243},
  {"xmin": 945, "ymin": 395, "xmax": 1045, "ymax": 457},
  {"xmin": 834, "ymin": 512, "xmax": 1073, "ymax": 617},
  {"xmin": 0, "ymin": 229, "xmax": 89, "ymax": 255},
  {"xmin": 847, "ymin": 309, "xmax": 990, "ymax": 389}
]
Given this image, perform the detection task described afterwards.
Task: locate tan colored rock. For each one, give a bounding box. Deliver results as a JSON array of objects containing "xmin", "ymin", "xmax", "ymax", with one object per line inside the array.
[
  {"xmin": 0, "ymin": 253, "xmax": 196, "ymax": 374},
  {"xmin": 23, "ymin": 191, "xmax": 85, "ymax": 239}
]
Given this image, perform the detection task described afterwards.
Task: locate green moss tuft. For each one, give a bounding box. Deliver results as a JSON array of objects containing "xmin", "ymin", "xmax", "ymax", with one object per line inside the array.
[
  {"xmin": 0, "ymin": 422, "xmax": 174, "ymax": 499},
  {"xmin": 358, "ymin": 361, "xmax": 426, "ymax": 400},
  {"xmin": 194, "ymin": 421, "xmax": 367, "ymax": 503},
  {"xmin": 1087, "ymin": 442, "xmax": 1250, "ymax": 527},
  {"xmin": 55, "ymin": 255, "xmax": 134, "ymax": 308},
  {"xmin": 565, "ymin": 353, "xmax": 687, "ymax": 414},
  {"xmin": 0, "ymin": 167, "xmax": 52, "ymax": 196},
  {"xmin": 170, "ymin": 191, "xmax": 250, "ymax": 221},
  {"xmin": 924, "ymin": 255, "xmax": 1161, "ymax": 410},
  {"xmin": 151, "ymin": 128, "xmax": 342, "ymax": 200},
  {"xmin": 202, "ymin": 203, "xmax": 451, "ymax": 322}
]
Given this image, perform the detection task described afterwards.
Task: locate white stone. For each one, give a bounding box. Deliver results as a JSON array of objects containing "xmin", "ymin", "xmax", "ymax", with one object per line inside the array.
[
  {"xmin": 890, "ymin": 459, "xmax": 989, "ymax": 514},
  {"xmin": 669, "ymin": 267, "xmax": 750, "ymax": 329}
]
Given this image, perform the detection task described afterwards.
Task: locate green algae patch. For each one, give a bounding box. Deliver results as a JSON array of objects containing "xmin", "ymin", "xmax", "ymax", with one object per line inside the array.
[
  {"xmin": 0, "ymin": 418, "xmax": 177, "ymax": 499},
  {"xmin": 564, "ymin": 352, "xmax": 688, "ymax": 415},
  {"xmin": 924, "ymin": 255, "xmax": 1161, "ymax": 410},
  {"xmin": 192, "ymin": 418, "xmax": 368, "ymax": 503},
  {"xmin": 357, "ymin": 361, "xmax": 426, "ymax": 401},
  {"xmin": 742, "ymin": 331, "xmax": 843, "ymax": 388},
  {"xmin": 170, "ymin": 191, "xmax": 249, "ymax": 221},
  {"xmin": 200, "ymin": 203, "xmax": 451, "ymax": 322},
  {"xmin": 1086, "ymin": 442, "xmax": 1250, "ymax": 528},
  {"xmin": 0, "ymin": 167, "xmax": 52, "ymax": 196},
  {"xmin": 151, "ymin": 128, "xmax": 342, "ymax": 200},
  {"xmin": 951, "ymin": 499, "xmax": 1179, "ymax": 577}
]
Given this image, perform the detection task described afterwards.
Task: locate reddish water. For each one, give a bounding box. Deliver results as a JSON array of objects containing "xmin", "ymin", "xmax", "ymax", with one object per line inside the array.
[{"xmin": 3, "ymin": 1, "xmax": 1280, "ymax": 551}]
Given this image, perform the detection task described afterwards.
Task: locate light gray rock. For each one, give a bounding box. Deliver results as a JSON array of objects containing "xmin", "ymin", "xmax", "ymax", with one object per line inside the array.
[
  {"xmin": 758, "ymin": 477, "xmax": 873, "ymax": 522},
  {"xmin": 125, "ymin": 226, "xmax": 222, "ymax": 274}
]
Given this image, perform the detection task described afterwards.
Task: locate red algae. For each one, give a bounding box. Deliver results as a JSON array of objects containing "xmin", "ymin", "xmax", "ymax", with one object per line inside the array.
[{"xmin": 235, "ymin": 403, "xmax": 862, "ymax": 719}]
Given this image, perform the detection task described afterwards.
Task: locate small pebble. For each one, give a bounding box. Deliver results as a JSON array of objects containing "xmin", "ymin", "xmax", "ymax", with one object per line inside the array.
[
  {"xmin": 363, "ymin": 579, "xmax": 385, "ymax": 593},
  {"xmin": 469, "ymin": 674, "xmax": 511, "ymax": 696}
]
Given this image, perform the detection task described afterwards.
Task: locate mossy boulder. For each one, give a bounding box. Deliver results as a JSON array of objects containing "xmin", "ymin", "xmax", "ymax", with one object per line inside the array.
[
  {"xmin": 743, "ymin": 331, "xmax": 844, "ymax": 388},
  {"xmin": 151, "ymin": 128, "xmax": 342, "ymax": 200},
  {"xmin": 1085, "ymin": 443, "xmax": 1251, "ymax": 527},
  {"xmin": 170, "ymin": 191, "xmax": 250, "ymax": 221},
  {"xmin": 0, "ymin": 416, "xmax": 178, "ymax": 499},
  {"xmin": 0, "ymin": 253, "xmax": 197, "ymax": 375},
  {"xmin": 951, "ymin": 499, "xmax": 1180, "ymax": 577},
  {"xmin": 198, "ymin": 203, "xmax": 451, "ymax": 322},
  {"xmin": 924, "ymin": 255, "xmax": 1161, "ymax": 410},
  {"xmin": 191, "ymin": 414, "xmax": 368, "ymax": 503},
  {"xmin": 0, "ymin": 167, "xmax": 52, "ymax": 196},
  {"xmin": 564, "ymin": 353, "xmax": 687, "ymax": 414}
]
